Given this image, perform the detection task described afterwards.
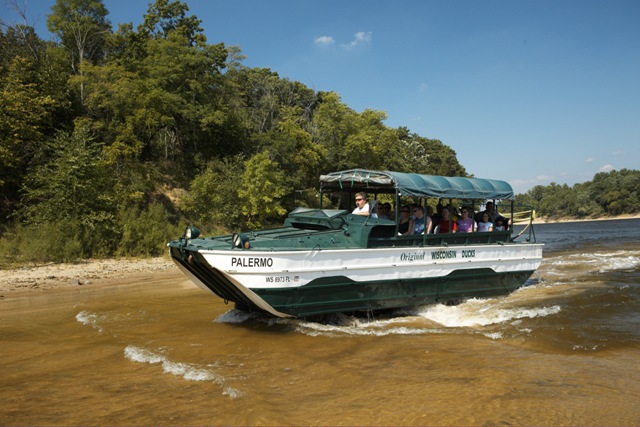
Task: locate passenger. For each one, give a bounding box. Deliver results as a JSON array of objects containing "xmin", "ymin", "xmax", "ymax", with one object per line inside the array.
[
  {"xmin": 425, "ymin": 206, "xmax": 435, "ymax": 233},
  {"xmin": 477, "ymin": 201, "xmax": 499, "ymax": 223},
  {"xmin": 397, "ymin": 205, "xmax": 414, "ymax": 235},
  {"xmin": 456, "ymin": 207, "xmax": 476, "ymax": 233},
  {"xmin": 438, "ymin": 206, "xmax": 458, "ymax": 233},
  {"xmin": 477, "ymin": 212, "xmax": 494, "ymax": 232},
  {"xmin": 378, "ymin": 202, "xmax": 393, "ymax": 220},
  {"xmin": 426, "ymin": 205, "xmax": 434, "ymax": 217},
  {"xmin": 431, "ymin": 203, "xmax": 443, "ymax": 227},
  {"xmin": 384, "ymin": 203, "xmax": 394, "ymax": 220},
  {"xmin": 377, "ymin": 203, "xmax": 388, "ymax": 219},
  {"xmin": 447, "ymin": 204, "xmax": 459, "ymax": 222},
  {"xmin": 410, "ymin": 205, "xmax": 432, "ymax": 235},
  {"xmin": 352, "ymin": 192, "xmax": 377, "ymax": 218},
  {"xmin": 494, "ymin": 216, "xmax": 506, "ymax": 231},
  {"xmin": 409, "ymin": 203, "xmax": 418, "ymax": 219}
]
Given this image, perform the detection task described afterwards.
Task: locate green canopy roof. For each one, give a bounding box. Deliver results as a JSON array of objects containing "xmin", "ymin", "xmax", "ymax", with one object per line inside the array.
[{"xmin": 319, "ymin": 169, "xmax": 514, "ymax": 200}]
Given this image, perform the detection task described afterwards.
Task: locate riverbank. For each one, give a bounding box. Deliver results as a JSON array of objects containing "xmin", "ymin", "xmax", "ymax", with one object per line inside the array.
[
  {"xmin": 532, "ymin": 213, "xmax": 640, "ymax": 224},
  {"xmin": 0, "ymin": 256, "xmax": 175, "ymax": 296}
]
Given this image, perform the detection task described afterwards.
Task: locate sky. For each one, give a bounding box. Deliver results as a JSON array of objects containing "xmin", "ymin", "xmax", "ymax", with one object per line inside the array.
[{"xmin": 2, "ymin": 0, "xmax": 640, "ymax": 194}]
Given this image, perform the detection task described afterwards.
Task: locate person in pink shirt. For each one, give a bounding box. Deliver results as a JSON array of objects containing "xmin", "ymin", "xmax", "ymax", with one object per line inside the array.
[{"xmin": 456, "ymin": 207, "xmax": 476, "ymax": 232}]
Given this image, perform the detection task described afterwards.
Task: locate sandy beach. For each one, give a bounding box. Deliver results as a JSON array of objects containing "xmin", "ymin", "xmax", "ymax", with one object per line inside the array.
[
  {"xmin": 0, "ymin": 256, "xmax": 175, "ymax": 296},
  {"xmin": 532, "ymin": 213, "xmax": 640, "ymax": 224}
]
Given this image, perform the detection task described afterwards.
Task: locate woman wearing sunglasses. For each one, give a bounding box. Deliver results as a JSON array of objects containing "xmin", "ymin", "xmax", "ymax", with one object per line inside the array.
[{"xmin": 397, "ymin": 205, "xmax": 414, "ymax": 235}]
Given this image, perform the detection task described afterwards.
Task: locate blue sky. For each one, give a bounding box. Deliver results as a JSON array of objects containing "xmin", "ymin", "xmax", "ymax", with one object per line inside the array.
[{"xmin": 3, "ymin": 0, "xmax": 639, "ymax": 194}]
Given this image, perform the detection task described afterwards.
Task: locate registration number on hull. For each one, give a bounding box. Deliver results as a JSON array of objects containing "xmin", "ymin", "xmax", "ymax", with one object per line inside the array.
[{"xmin": 265, "ymin": 276, "xmax": 291, "ymax": 283}]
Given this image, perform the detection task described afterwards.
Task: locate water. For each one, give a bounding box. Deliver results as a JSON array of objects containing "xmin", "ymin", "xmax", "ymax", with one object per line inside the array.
[{"xmin": 2, "ymin": 219, "xmax": 639, "ymax": 425}]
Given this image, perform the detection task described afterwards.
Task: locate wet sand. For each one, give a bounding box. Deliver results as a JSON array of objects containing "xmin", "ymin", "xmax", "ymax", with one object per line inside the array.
[{"xmin": 0, "ymin": 257, "xmax": 176, "ymax": 296}]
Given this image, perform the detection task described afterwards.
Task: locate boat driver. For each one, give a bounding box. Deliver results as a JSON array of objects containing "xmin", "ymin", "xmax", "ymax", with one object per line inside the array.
[{"xmin": 352, "ymin": 192, "xmax": 378, "ymax": 218}]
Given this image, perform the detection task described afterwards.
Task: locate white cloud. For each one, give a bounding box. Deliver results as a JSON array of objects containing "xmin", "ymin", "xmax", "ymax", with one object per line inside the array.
[
  {"xmin": 585, "ymin": 157, "xmax": 594, "ymax": 163},
  {"xmin": 612, "ymin": 150, "xmax": 623, "ymax": 156},
  {"xmin": 342, "ymin": 31, "xmax": 372, "ymax": 49},
  {"xmin": 314, "ymin": 36, "xmax": 335, "ymax": 47},
  {"xmin": 315, "ymin": 32, "xmax": 372, "ymax": 50},
  {"xmin": 419, "ymin": 83, "xmax": 429, "ymax": 92},
  {"xmin": 598, "ymin": 164, "xmax": 614, "ymax": 172}
]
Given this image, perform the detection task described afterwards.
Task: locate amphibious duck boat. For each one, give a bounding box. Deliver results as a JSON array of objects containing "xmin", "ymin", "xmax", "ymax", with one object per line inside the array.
[{"xmin": 168, "ymin": 169, "xmax": 543, "ymax": 318}]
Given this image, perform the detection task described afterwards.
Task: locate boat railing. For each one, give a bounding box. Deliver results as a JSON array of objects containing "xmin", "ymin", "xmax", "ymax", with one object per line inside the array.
[{"xmin": 498, "ymin": 206, "xmax": 537, "ymax": 243}]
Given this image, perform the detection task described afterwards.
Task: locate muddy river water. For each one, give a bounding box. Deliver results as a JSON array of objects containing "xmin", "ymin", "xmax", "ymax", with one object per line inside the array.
[{"xmin": 1, "ymin": 219, "xmax": 639, "ymax": 425}]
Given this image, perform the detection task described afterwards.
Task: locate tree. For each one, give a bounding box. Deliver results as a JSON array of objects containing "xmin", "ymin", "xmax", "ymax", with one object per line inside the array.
[
  {"xmin": 20, "ymin": 125, "xmax": 115, "ymax": 229},
  {"xmin": 17, "ymin": 125, "xmax": 118, "ymax": 258},
  {"xmin": 181, "ymin": 156, "xmax": 245, "ymax": 231},
  {"xmin": 238, "ymin": 151, "xmax": 287, "ymax": 229},
  {"xmin": 397, "ymin": 129, "xmax": 467, "ymax": 176},
  {"xmin": 591, "ymin": 169, "xmax": 640, "ymax": 215},
  {"xmin": 0, "ymin": 55, "xmax": 56, "ymax": 220},
  {"xmin": 47, "ymin": 0, "xmax": 111, "ymax": 103},
  {"xmin": 138, "ymin": 0, "xmax": 205, "ymax": 46},
  {"xmin": 254, "ymin": 106, "xmax": 326, "ymax": 209},
  {"xmin": 310, "ymin": 91, "xmax": 358, "ymax": 169}
]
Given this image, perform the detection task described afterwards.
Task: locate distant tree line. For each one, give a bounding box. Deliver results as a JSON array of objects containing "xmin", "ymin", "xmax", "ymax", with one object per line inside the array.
[
  {"xmin": 515, "ymin": 169, "xmax": 640, "ymax": 220},
  {"xmin": 1, "ymin": 0, "xmax": 467, "ymax": 264}
]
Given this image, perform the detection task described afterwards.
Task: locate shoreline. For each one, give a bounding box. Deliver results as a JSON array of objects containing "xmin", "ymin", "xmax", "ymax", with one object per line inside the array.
[
  {"xmin": 531, "ymin": 213, "xmax": 640, "ymax": 224},
  {"xmin": 0, "ymin": 256, "xmax": 175, "ymax": 296}
]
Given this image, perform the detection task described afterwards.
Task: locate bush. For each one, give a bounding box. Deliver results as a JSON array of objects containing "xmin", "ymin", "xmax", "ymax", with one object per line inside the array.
[
  {"xmin": 0, "ymin": 220, "xmax": 84, "ymax": 264},
  {"xmin": 117, "ymin": 203, "xmax": 180, "ymax": 257},
  {"xmin": 0, "ymin": 203, "xmax": 181, "ymax": 266}
]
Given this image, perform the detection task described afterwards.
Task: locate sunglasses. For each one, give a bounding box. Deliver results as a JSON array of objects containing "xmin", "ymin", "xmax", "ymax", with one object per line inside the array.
[
  {"xmin": 402, "ymin": 209, "xmax": 410, "ymax": 212},
  {"xmin": 355, "ymin": 198, "xmax": 363, "ymax": 201}
]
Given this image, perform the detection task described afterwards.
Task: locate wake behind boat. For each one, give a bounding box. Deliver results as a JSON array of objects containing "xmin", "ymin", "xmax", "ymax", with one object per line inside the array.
[{"xmin": 168, "ymin": 169, "xmax": 543, "ymax": 318}]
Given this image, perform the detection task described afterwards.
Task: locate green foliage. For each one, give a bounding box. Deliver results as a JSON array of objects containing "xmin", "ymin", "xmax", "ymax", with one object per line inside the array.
[
  {"xmin": 0, "ymin": 35, "xmax": 64, "ymax": 220},
  {"xmin": 47, "ymin": 0, "xmax": 111, "ymax": 68},
  {"xmin": 310, "ymin": 92, "xmax": 359, "ymax": 170},
  {"xmin": 180, "ymin": 156, "xmax": 245, "ymax": 231},
  {"xmin": 47, "ymin": 0, "xmax": 111, "ymax": 105},
  {"xmin": 516, "ymin": 169, "xmax": 640, "ymax": 219},
  {"xmin": 0, "ymin": 220, "xmax": 84, "ymax": 264},
  {"xmin": 117, "ymin": 203, "xmax": 178, "ymax": 257},
  {"xmin": 342, "ymin": 109, "xmax": 404, "ymax": 171},
  {"xmin": 0, "ymin": 56, "xmax": 55, "ymax": 179},
  {"xmin": 20, "ymin": 126, "xmax": 115, "ymax": 227},
  {"xmin": 22, "ymin": 221, "xmax": 85, "ymax": 262},
  {"xmin": 397, "ymin": 128, "xmax": 467, "ymax": 176},
  {"xmin": 138, "ymin": 0, "xmax": 205, "ymax": 46},
  {"xmin": 255, "ymin": 106, "xmax": 326, "ymax": 207},
  {"xmin": 238, "ymin": 152, "xmax": 288, "ymax": 229},
  {"xmin": 591, "ymin": 169, "xmax": 640, "ymax": 215}
]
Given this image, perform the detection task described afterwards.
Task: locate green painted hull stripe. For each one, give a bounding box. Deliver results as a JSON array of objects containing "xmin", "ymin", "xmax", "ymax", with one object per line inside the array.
[{"xmin": 254, "ymin": 268, "xmax": 535, "ymax": 317}]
